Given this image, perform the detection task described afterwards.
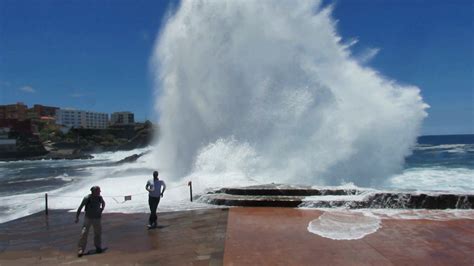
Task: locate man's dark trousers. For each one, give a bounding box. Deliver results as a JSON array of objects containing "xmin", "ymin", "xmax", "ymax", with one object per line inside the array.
[{"xmin": 148, "ymin": 196, "xmax": 160, "ymax": 226}]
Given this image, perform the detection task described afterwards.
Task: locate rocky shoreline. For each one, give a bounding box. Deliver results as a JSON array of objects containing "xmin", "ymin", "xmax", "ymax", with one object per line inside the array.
[{"xmin": 0, "ymin": 122, "xmax": 155, "ymax": 162}]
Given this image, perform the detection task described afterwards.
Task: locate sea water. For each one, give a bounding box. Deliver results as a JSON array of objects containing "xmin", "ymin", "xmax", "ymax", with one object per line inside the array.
[{"xmin": 0, "ymin": 136, "xmax": 472, "ymax": 224}]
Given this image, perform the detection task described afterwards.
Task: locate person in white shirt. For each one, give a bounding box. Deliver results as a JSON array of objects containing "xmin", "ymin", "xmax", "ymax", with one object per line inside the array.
[{"xmin": 145, "ymin": 171, "xmax": 166, "ymax": 228}]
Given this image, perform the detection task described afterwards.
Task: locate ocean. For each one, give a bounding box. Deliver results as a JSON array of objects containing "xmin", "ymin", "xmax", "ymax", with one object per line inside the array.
[
  {"xmin": 388, "ymin": 135, "xmax": 474, "ymax": 193},
  {"xmin": 0, "ymin": 135, "xmax": 473, "ymax": 224}
]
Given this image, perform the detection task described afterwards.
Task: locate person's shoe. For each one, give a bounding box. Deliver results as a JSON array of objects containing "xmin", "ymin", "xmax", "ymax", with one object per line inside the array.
[
  {"xmin": 147, "ymin": 223, "xmax": 157, "ymax": 229},
  {"xmin": 96, "ymin": 247, "xmax": 103, "ymax": 254},
  {"xmin": 77, "ymin": 249, "xmax": 84, "ymax": 257}
]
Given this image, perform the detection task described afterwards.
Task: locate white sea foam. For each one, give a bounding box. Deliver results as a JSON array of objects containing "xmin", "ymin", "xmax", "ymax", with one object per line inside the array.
[
  {"xmin": 0, "ymin": 193, "xmax": 45, "ymax": 224},
  {"xmin": 1, "ymin": 148, "xmax": 473, "ymax": 224},
  {"xmin": 4, "ymin": 173, "xmax": 72, "ymax": 185},
  {"xmin": 307, "ymin": 208, "xmax": 474, "ymax": 240},
  {"xmin": 415, "ymin": 144, "xmax": 467, "ymax": 150},
  {"xmin": 387, "ymin": 167, "xmax": 474, "ymax": 193},
  {"xmin": 414, "ymin": 144, "xmax": 472, "ymax": 154},
  {"xmin": 6, "ymin": 178, "xmax": 48, "ymax": 184},
  {"xmin": 302, "ymin": 194, "xmax": 369, "ymax": 203},
  {"xmin": 354, "ymin": 209, "xmax": 474, "ymax": 221},
  {"xmin": 307, "ymin": 211, "xmax": 381, "ymax": 240},
  {"xmin": 0, "ymin": 167, "xmax": 205, "ymax": 224},
  {"xmin": 0, "ymin": 148, "xmax": 211, "ymax": 224}
]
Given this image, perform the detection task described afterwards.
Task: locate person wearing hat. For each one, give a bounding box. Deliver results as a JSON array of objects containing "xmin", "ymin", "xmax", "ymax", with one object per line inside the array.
[
  {"xmin": 75, "ymin": 186, "xmax": 105, "ymax": 257},
  {"xmin": 145, "ymin": 170, "xmax": 166, "ymax": 229}
]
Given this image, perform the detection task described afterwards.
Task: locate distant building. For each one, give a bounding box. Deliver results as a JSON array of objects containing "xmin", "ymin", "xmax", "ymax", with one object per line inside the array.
[
  {"xmin": 0, "ymin": 102, "xmax": 28, "ymax": 121},
  {"xmin": 111, "ymin": 112, "xmax": 135, "ymax": 125},
  {"xmin": 32, "ymin": 104, "xmax": 59, "ymax": 117},
  {"xmin": 56, "ymin": 109, "xmax": 108, "ymax": 129}
]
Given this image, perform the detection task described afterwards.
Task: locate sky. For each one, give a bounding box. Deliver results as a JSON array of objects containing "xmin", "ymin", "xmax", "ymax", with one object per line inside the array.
[{"xmin": 0, "ymin": 0, "xmax": 472, "ymax": 135}]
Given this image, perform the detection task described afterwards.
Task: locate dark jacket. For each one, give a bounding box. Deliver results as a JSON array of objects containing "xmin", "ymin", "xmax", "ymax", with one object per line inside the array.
[{"xmin": 77, "ymin": 194, "xmax": 105, "ymax": 219}]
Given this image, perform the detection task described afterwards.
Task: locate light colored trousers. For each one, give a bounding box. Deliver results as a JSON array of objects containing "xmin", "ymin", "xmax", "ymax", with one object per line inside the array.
[{"xmin": 78, "ymin": 217, "xmax": 102, "ymax": 251}]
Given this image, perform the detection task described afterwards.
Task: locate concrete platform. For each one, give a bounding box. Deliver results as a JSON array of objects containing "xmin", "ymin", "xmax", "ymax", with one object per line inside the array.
[
  {"xmin": 200, "ymin": 184, "xmax": 474, "ymax": 209},
  {"xmin": 0, "ymin": 207, "xmax": 473, "ymax": 265},
  {"xmin": 224, "ymin": 208, "xmax": 474, "ymax": 266},
  {"xmin": 0, "ymin": 209, "xmax": 228, "ymax": 265}
]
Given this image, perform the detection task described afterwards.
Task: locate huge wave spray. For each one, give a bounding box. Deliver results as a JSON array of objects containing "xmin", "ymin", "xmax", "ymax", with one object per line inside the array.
[{"xmin": 151, "ymin": 0, "xmax": 428, "ymax": 187}]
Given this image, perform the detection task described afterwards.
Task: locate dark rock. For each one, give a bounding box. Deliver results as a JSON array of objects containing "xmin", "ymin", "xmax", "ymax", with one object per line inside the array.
[
  {"xmin": 55, "ymin": 121, "xmax": 155, "ymax": 152},
  {"xmin": 115, "ymin": 150, "xmax": 151, "ymax": 165},
  {"xmin": 116, "ymin": 154, "xmax": 140, "ymax": 164}
]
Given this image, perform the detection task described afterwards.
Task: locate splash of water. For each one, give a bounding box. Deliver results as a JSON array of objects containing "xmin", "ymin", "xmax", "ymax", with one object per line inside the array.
[
  {"xmin": 151, "ymin": 0, "xmax": 428, "ymax": 187},
  {"xmin": 308, "ymin": 211, "xmax": 381, "ymax": 240}
]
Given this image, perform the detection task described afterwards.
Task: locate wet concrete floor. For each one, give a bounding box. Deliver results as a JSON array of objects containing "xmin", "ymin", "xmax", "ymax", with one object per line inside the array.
[
  {"xmin": 0, "ymin": 207, "xmax": 473, "ymax": 265},
  {"xmin": 0, "ymin": 209, "xmax": 228, "ymax": 265},
  {"xmin": 224, "ymin": 208, "xmax": 474, "ymax": 266}
]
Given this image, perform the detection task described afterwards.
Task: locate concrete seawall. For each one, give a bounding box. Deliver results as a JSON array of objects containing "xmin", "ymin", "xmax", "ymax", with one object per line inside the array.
[{"xmin": 199, "ymin": 184, "xmax": 474, "ymax": 209}]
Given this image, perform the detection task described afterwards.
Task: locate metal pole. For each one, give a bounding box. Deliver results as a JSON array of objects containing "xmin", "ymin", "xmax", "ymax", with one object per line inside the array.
[
  {"xmin": 45, "ymin": 193, "xmax": 48, "ymax": 215},
  {"xmin": 188, "ymin": 181, "xmax": 193, "ymax": 202}
]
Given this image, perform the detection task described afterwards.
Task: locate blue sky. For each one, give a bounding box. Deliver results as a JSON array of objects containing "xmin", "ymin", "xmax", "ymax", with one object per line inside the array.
[{"xmin": 0, "ymin": 0, "xmax": 472, "ymax": 135}]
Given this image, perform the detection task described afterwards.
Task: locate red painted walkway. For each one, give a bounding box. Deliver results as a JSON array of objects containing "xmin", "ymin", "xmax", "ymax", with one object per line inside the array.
[{"xmin": 224, "ymin": 208, "xmax": 474, "ymax": 266}]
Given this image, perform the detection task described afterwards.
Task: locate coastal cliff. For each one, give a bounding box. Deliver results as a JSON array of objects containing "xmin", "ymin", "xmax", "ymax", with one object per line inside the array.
[{"xmin": 0, "ymin": 121, "xmax": 156, "ymax": 161}]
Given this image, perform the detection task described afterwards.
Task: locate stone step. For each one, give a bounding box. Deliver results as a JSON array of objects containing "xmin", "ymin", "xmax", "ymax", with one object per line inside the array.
[
  {"xmin": 216, "ymin": 184, "xmax": 362, "ymax": 196},
  {"xmin": 199, "ymin": 185, "xmax": 474, "ymax": 209},
  {"xmin": 200, "ymin": 193, "xmax": 302, "ymax": 207}
]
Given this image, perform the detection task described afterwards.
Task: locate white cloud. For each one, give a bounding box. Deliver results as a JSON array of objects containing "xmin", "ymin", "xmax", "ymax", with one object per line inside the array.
[
  {"xmin": 357, "ymin": 47, "xmax": 380, "ymax": 63},
  {"xmin": 19, "ymin": 85, "xmax": 35, "ymax": 93}
]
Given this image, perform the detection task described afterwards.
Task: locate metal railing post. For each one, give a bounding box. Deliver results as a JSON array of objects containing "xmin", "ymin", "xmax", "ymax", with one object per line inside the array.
[
  {"xmin": 45, "ymin": 193, "xmax": 48, "ymax": 215},
  {"xmin": 188, "ymin": 181, "xmax": 193, "ymax": 202}
]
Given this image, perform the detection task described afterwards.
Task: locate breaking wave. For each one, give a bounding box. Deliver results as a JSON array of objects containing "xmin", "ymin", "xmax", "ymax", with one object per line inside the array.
[{"xmin": 151, "ymin": 0, "xmax": 428, "ymax": 187}]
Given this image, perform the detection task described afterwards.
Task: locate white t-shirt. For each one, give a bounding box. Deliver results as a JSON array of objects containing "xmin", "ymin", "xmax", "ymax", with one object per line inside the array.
[{"xmin": 147, "ymin": 179, "xmax": 165, "ymax": 198}]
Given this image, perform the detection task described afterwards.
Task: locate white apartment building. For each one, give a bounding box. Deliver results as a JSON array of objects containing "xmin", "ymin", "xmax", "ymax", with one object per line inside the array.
[
  {"xmin": 56, "ymin": 109, "xmax": 108, "ymax": 129},
  {"xmin": 111, "ymin": 112, "xmax": 135, "ymax": 125}
]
